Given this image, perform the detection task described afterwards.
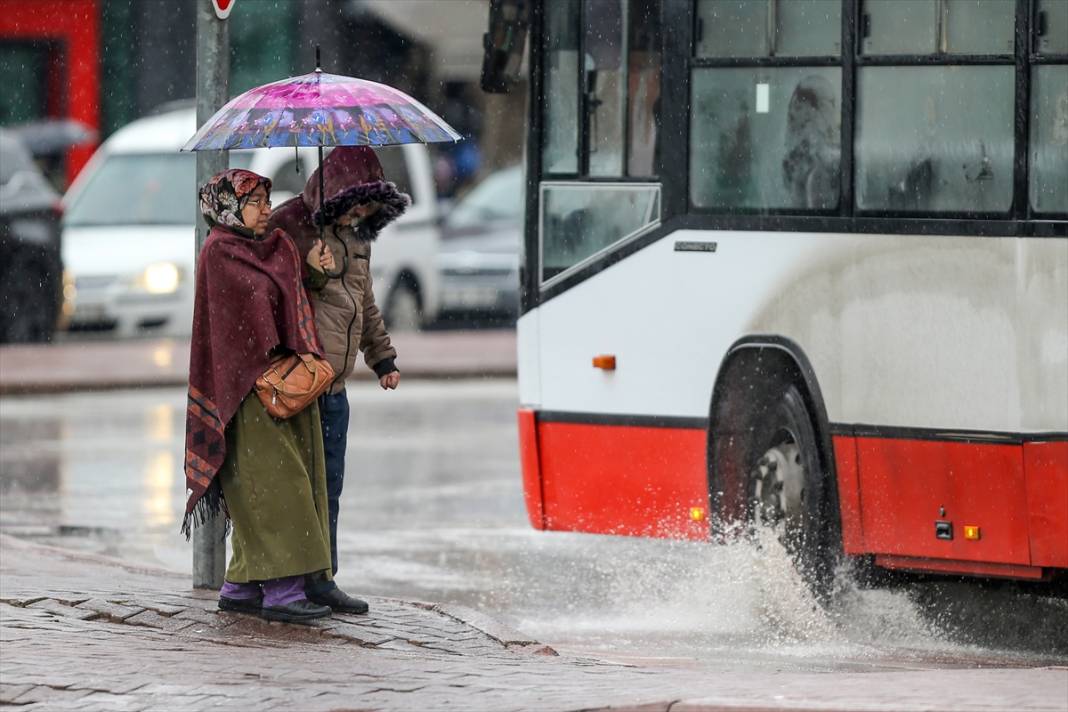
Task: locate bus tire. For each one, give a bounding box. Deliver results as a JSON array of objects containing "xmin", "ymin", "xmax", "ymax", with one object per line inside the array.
[{"xmin": 747, "ymin": 383, "xmax": 840, "ymax": 599}]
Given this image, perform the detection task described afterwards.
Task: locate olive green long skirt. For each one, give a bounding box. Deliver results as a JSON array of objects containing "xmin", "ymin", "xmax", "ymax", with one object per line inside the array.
[{"xmin": 219, "ymin": 392, "xmax": 333, "ymax": 583}]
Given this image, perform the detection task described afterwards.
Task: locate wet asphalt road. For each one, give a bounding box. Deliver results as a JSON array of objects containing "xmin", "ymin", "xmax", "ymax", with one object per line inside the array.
[{"xmin": 1, "ymin": 380, "xmax": 1066, "ymax": 676}]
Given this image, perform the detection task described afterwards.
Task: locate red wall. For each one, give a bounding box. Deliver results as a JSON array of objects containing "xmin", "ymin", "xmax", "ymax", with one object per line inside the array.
[{"xmin": 0, "ymin": 0, "xmax": 100, "ymax": 183}]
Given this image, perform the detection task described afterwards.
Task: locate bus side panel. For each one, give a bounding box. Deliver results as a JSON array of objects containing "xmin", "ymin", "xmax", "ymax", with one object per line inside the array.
[
  {"xmin": 856, "ymin": 438, "xmax": 1030, "ymax": 564},
  {"xmin": 538, "ymin": 422, "xmax": 708, "ymax": 540},
  {"xmin": 832, "ymin": 435, "xmax": 865, "ymax": 555},
  {"xmin": 1024, "ymin": 441, "xmax": 1068, "ymax": 568},
  {"xmin": 517, "ymin": 409, "xmax": 546, "ymax": 530}
]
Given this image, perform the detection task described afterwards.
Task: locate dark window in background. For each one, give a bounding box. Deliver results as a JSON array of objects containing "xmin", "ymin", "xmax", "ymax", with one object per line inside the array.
[
  {"xmin": 229, "ymin": 0, "xmax": 298, "ymax": 95},
  {"xmin": 0, "ymin": 43, "xmax": 51, "ymax": 126}
]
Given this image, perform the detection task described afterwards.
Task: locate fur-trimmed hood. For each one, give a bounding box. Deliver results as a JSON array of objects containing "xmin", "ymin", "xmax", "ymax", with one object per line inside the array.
[{"xmin": 302, "ymin": 146, "xmax": 410, "ymax": 238}]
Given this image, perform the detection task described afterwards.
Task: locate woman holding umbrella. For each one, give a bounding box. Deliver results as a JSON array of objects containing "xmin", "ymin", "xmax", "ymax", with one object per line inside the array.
[
  {"xmin": 182, "ymin": 168, "xmax": 339, "ymax": 624},
  {"xmin": 182, "ymin": 60, "xmax": 462, "ymax": 613}
]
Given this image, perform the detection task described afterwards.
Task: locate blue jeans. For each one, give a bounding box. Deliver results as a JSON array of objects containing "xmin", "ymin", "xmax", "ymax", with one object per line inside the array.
[{"xmin": 310, "ymin": 389, "xmax": 349, "ymax": 595}]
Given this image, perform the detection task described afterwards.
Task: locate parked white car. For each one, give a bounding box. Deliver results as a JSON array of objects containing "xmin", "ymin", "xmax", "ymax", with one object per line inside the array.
[
  {"xmin": 437, "ymin": 165, "xmax": 522, "ymax": 320},
  {"xmin": 61, "ymin": 107, "xmax": 440, "ymax": 338}
]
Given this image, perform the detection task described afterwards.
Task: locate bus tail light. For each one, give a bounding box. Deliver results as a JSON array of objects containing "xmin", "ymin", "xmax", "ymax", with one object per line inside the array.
[{"xmin": 964, "ymin": 525, "xmax": 981, "ymax": 540}]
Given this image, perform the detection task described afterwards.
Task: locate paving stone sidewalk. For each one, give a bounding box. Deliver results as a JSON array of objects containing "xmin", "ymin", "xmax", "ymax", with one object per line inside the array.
[{"xmin": 1, "ymin": 535, "xmax": 1066, "ymax": 712}]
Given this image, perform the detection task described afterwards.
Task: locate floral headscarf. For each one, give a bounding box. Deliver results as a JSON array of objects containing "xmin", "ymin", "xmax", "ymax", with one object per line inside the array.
[{"xmin": 198, "ymin": 169, "xmax": 272, "ymax": 231}]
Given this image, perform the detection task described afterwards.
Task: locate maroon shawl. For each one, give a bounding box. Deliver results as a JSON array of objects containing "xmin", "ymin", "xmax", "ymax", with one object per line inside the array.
[{"xmin": 181, "ymin": 225, "xmax": 323, "ymax": 537}]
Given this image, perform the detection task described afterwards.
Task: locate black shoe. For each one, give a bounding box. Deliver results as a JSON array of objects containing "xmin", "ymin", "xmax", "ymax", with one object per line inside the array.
[
  {"xmin": 261, "ymin": 599, "xmax": 332, "ymax": 624},
  {"xmin": 218, "ymin": 596, "xmax": 262, "ymax": 614},
  {"xmin": 307, "ymin": 587, "xmax": 370, "ymax": 615}
]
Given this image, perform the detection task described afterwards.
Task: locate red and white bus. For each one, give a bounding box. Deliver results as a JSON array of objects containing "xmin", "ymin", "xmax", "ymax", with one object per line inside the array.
[{"xmin": 487, "ymin": 0, "xmax": 1068, "ymax": 591}]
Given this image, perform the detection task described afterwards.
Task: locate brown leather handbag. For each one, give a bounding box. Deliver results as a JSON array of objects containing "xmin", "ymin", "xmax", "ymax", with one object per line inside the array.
[{"xmin": 255, "ymin": 352, "xmax": 335, "ymax": 419}]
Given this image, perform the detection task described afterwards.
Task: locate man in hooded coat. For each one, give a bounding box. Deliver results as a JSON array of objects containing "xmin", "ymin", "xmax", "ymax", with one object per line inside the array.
[{"xmin": 267, "ymin": 146, "xmax": 409, "ymax": 614}]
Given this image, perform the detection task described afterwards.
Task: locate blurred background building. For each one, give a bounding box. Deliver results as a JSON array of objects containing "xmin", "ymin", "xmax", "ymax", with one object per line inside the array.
[{"xmin": 0, "ymin": 0, "xmax": 526, "ymax": 194}]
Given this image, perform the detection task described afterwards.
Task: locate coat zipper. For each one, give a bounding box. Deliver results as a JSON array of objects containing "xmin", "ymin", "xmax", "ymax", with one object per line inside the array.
[{"xmin": 333, "ymin": 226, "xmax": 359, "ymax": 391}]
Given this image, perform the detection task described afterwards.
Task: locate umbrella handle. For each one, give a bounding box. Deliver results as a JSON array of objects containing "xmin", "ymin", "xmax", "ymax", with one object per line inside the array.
[{"xmin": 317, "ymin": 143, "xmax": 345, "ymax": 280}]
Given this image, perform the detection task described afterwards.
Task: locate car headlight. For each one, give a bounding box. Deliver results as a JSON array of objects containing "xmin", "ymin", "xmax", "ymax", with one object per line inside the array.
[{"xmin": 137, "ymin": 262, "xmax": 182, "ymax": 294}]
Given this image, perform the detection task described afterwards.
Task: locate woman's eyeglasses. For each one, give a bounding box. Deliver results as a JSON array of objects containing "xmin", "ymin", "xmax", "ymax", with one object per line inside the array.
[{"xmin": 246, "ymin": 196, "xmax": 272, "ymax": 209}]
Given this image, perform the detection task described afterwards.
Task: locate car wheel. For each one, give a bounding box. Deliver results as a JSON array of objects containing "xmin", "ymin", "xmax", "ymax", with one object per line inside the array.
[
  {"xmin": 0, "ymin": 257, "xmax": 57, "ymax": 344},
  {"xmin": 386, "ymin": 282, "xmax": 422, "ymax": 332}
]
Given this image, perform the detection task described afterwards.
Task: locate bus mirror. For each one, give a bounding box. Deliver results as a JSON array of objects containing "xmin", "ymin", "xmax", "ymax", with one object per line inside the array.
[{"xmin": 481, "ymin": 0, "xmax": 529, "ymax": 94}]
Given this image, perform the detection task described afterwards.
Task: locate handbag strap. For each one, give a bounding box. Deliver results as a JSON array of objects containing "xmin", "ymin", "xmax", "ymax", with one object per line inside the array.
[{"xmin": 263, "ymin": 353, "xmax": 319, "ymax": 389}]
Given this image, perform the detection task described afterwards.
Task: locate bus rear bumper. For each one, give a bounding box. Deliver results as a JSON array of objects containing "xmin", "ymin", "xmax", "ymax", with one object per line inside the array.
[{"xmin": 874, "ymin": 555, "xmax": 1051, "ymax": 581}]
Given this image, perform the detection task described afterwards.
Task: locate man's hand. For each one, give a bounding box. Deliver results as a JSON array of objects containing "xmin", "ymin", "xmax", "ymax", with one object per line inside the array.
[
  {"xmin": 307, "ymin": 240, "xmax": 335, "ymax": 272},
  {"xmin": 379, "ymin": 371, "xmax": 400, "ymax": 390}
]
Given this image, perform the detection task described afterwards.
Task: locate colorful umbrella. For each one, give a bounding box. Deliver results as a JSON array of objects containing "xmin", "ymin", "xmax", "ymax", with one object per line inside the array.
[
  {"xmin": 182, "ymin": 60, "xmax": 461, "ymax": 276},
  {"xmin": 180, "ymin": 70, "xmax": 461, "ymax": 151}
]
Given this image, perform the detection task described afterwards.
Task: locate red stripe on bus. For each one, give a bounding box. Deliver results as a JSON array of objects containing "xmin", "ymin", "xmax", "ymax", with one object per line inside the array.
[
  {"xmin": 536, "ymin": 420, "xmax": 709, "ymax": 540},
  {"xmin": 853, "ymin": 436, "xmax": 1032, "ymax": 565},
  {"xmin": 832, "ymin": 435, "xmax": 865, "ymax": 555},
  {"xmin": 1024, "ymin": 440, "xmax": 1068, "ymax": 567},
  {"xmin": 517, "ymin": 409, "xmax": 545, "ymax": 530},
  {"xmin": 522, "ymin": 415, "xmax": 1066, "ymax": 576}
]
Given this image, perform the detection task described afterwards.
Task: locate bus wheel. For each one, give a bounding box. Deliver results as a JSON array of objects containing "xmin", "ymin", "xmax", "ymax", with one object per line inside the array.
[{"xmin": 746, "ymin": 384, "xmax": 839, "ymax": 600}]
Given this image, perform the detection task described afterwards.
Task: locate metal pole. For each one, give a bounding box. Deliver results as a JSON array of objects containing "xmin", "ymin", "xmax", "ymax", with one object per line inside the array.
[{"xmin": 192, "ymin": 0, "xmax": 230, "ymax": 590}]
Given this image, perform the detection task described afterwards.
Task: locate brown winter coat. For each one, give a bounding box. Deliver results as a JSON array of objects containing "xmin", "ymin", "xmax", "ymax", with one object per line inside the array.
[{"xmin": 267, "ymin": 147, "xmax": 409, "ymax": 393}]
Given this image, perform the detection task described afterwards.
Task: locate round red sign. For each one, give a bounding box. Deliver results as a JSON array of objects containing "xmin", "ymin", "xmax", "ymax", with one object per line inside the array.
[{"xmin": 211, "ymin": 0, "xmax": 234, "ymax": 19}]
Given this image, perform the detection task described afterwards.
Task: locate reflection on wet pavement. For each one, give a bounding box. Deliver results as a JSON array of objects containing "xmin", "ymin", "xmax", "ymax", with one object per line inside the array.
[{"xmin": 1, "ymin": 380, "xmax": 1065, "ymax": 672}]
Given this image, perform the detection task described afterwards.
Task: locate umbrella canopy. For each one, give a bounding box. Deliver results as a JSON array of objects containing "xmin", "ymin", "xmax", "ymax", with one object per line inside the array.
[{"xmin": 181, "ymin": 70, "xmax": 461, "ymax": 152}]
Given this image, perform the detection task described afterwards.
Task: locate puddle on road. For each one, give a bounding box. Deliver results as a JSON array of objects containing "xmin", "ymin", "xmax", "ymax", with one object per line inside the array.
[
  {"xmin": 345, "ymin": 527, "xmax": 1068, "ymax": 672},
  {"xmin": 3, "ymin": 383, "xmax": 1065, "ymax": 673}
]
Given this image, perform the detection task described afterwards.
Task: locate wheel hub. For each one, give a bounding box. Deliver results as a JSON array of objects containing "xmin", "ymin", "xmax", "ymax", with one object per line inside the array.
[{"xmin": 750, "ymin": 440, "xmax": 805, "ymax": 529}]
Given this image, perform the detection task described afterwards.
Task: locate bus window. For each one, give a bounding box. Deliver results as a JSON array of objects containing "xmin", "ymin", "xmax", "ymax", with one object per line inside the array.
[
  {"xmin": 540, "ymin": 183, "xmax": 659, "ymax": 281},
  {"xmin": 585, "ymin": 0, "xmax": 626, "ymax": 176},
  {"xmin": 691, "ymin": 67, "xmax": 841, "ymax": 210},
  {"xmin": 696, "ymin": 0, "xmax": 840, "ymax": 58},
  {"xmin": 1037, "ymin": 0, "xmax": 1068, "ymax": 55},
  {"xmin": 540, "ymin": 0, "xmax": 660, "ymax": 179},
  {"xmin": 856, "ymin": 66, "xmax": 1014, "ymax": 214},
  {"xmin": 626, "ymin": 0, "xmax": 661, "ymax": 177},
  {"xmin": 861, "ymin": 0, "xmax": 1014, "ymax": 56},
  {"xmin": 542, "ymin": 0, "xmax": 580, "ymax": 174},
  {"xmin": 1030, "ymin": 65, "xmax": 1068, "ymax": 215},
  {"xmin": 691, "ymin": 0, "xmax": 842, "ymax": 211},
  {"xmin": 944, "ymin": 0, "xmax": 1015, "ymax": 54}
]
